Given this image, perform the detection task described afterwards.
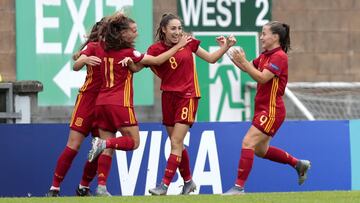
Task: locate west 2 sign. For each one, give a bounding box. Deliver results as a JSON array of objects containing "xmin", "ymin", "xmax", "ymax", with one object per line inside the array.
[
  {"xmin": 178, "ymin": 0, "xmax": 272, "ymax": 31},
  {"xmin": 16, "ymin": 0, "xmax": 153, "ymax": 106}
]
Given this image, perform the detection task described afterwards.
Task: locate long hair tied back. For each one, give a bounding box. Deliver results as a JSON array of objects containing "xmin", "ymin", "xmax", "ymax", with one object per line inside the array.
[{"xmin": 72, "ymin": 17, "xmax": 107, "ymax": 60}]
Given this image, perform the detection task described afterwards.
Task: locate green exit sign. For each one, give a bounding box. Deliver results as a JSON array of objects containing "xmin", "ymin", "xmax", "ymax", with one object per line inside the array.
[{"xmin": 16, "ymin": 0, "xmax": 153, "ymax": 106}]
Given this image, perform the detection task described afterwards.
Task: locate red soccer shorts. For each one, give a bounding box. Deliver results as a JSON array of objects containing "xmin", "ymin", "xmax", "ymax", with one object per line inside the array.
[
  {"xmin": 252, "ymin": 110, "xmax": 285, "ymax": 137},
  {"xmin": 161, "ymin": 91, "xmax": 199, "ymax": 126},
  {"xmin": 70, "ymin": 92, "xmax": 98, "ymax": 137},
  {"xmin": 95, "ymin": 105, "xmax": 138, "ymax": 133}
]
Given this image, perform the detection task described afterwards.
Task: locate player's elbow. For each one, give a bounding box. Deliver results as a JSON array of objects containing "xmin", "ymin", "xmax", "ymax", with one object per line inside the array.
[
  {"xmin": 128, "ymin": 66, "xmax": 139, "ymax": 72},
  {"xmin": 207, "ymin": 56, "xmax": 218, "ymax": 64},
  {"xmin": 132, "ymin": 139, "xmax": 140, "ymax": 149},
  {"xmin": 257, "ymin": 77, "xmax": 269, "ymax": 84},
  {"xmin": 72, "ymin": 65, "xmax": 81, "ymax": 71}
]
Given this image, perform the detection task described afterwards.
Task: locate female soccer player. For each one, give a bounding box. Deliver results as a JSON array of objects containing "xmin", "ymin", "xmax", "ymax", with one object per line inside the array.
[
  {"xmin": 47, "ymin": 18, "xmax": 104, "ymax": 197},
  {"xmin": 224, "ymin": 21, "xmax": 311, "ymax": 195},
  {"xmin": 85, "ymin": 14, "xmax": 191, "ymax": 196},
  {"xmin": 143, "ymin": 13, "xmax": 236, "ymax": 195}
]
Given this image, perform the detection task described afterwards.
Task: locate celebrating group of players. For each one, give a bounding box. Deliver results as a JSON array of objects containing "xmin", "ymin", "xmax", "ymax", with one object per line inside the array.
[{"xmin": 47, "ymin": 11, "xmax": 310, "ymax": 197}]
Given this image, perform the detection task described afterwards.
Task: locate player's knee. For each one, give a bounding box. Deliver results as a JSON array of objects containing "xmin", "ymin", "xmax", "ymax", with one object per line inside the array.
[
  {"xmin": 132, "ymin": 138, "xmax": 140, "ymax": 149},
  {"xmin": 67, "ymin": 140, "xmax": 82, "ymax": 150},
  {"xmin": 254, "ymin": 148, "xmax": 266, "ymax": 157},
  {"xmin": 242, "ymin": 139, "xmax": 255, "ymax": 150},
  {"xmin": 170, "ymin": 137, "xmax": 183, "ymax": 148}
]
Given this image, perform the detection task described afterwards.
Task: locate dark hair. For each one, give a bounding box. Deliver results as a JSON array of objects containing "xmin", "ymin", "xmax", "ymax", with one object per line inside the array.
[
  {"xmin": 155, "ymin": 13, "xmax": 182, "ymax": 42},
  {"xmin": 102, "ymin": 15, "xmax": 134, "ymax": 51},
  {"xmin": 72, "ymin": 17, "xmax": 106, "ymax": 60},
  {"xmin": 266, "ymin": 21, "xmax": 291, "ymax": 53}
]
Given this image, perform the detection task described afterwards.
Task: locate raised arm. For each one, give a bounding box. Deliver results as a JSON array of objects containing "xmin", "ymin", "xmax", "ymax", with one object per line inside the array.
[
  {"xmin": 73, "ymin": 54, "xmax": 101, "ymax": 71},
  {"xmin": 119, "ymin": 57, "xmax": 144, "ymax": 73},
  {"xmin": 119, "ymin": 35, "xmax": 192, "ymax": 72},
  {"xmin": 196, "ymin": 35, "xmax": 236, "ymax": 64},
  {"xmin": 231, "ymin": 48, "xmax": 274, "ymax": 84},
  {"xmin": 141, "ymin": 35, "xmax": 192, "ymax": 66}
]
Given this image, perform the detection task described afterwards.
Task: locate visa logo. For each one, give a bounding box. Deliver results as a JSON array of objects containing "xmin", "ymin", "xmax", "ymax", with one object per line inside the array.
[{"xmin": 114, "ymin": 130, "xmax": 222, "ymax": 195}]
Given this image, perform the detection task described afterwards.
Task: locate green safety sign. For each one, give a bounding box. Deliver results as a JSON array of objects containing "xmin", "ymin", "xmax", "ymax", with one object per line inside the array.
[
  {"xmin": 194, "ymin": 32, "xmax": 258, "ymax": 121},
  {"xmin": 16, "ymin": 0, "xmax": 153, "ymax": 106}
]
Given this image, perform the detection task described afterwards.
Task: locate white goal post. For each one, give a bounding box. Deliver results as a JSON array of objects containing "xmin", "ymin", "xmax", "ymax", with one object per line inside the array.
[{"xmin": 244, "ymin": 82, "xmax": 360, "ymax": 121}]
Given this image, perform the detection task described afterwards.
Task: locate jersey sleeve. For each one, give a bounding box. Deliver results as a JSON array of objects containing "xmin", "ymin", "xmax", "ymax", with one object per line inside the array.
[
  {"xmin": 80, "ymin": 42, "xmax": 95, "ymax": 56},
  {"xmin": 264, "ymin": 54, "xmax": 287, "ymax": 76},
  {"xmin": 189, "ymin": 38, "xmax": 201, "ymax": 53},
  {"xmin": 146, "ymin": 44, "xmax": 162, "ymax": 57},
  {"xmin": 252, "ymin": 56, "xmax": 260, "ymax": 68},
  {"xmin": 144, "ymin": 43, "xmax": 163, "ymax": 68},
  {"xmin": 130, "ymin": 49, "xmax": 145, "ymax": 63}
]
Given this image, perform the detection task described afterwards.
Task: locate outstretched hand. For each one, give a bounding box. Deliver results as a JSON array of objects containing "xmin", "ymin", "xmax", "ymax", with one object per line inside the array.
[
  {"xmin": 232, "ymin": 48, "xmax": 246, "ymax": 62},
  {"xmin": 216, "ymin": 34, "xmax": 237, "ymax": 48},
  {"xmin": 216, "ymin": 35, "xmax": 227, "ymax": 47},
  {"xmin": 226, "ymin": 35, "xmax": 237, "ymax": 47},
  {"xmin": 119, "ymin": 57, "xmax": 134, "ymax": 67},
  {"xmin": 231, "ymin": 48, "xmax": 248, "ymax": 72}
]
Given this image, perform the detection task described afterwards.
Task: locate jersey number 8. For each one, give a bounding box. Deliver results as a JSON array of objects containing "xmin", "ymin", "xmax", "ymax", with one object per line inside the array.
[{"xmin": 169, "ymin": 57, "xmax": 178, "ymax": 69}]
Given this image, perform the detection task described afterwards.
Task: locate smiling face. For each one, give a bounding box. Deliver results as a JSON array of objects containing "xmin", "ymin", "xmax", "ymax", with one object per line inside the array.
[
  {"xmin": 260, "ymin": 25, "xmax": 280, "ymax": 51},
  {"xmin": 162, "ymin": 19, "xmax": 182, "ymax": 46}
]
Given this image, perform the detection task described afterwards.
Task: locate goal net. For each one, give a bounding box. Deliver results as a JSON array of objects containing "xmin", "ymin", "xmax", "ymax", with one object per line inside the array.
[{"xmin": 245, "ymin": 82, "xmax": 360, "ymax": 120}]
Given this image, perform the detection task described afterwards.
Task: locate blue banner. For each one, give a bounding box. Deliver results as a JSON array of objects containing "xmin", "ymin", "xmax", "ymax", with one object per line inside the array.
[{"xmin": 0, "ymin": 121, "xmax": 352, "ymax": 197}]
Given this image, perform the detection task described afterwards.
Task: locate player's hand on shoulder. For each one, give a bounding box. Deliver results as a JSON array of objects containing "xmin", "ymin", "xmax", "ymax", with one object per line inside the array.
[
  {"xmin": 118, "ymin": 57, "xmax": 134, "ymax": 67},
  {"xmin": 177, "ymin": 34, "xmax": 192, "ymax": 48},
  {"xmin": 85, "ymin": 56, "xmax": 101, "ymax": 66}
]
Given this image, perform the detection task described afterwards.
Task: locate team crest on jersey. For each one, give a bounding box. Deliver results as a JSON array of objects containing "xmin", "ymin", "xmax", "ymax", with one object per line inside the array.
[
  {"xmin": 133, "ymin": 50, "xmax": 141, "ymax": 57},
  {"xmin": 75, "ymin": 117, "xmax": 83, "ymax": 127}
]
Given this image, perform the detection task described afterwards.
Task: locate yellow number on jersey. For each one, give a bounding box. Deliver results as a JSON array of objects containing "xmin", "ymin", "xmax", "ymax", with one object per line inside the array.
[
  {"xmin": 169, "ymin": 57, "xmax": 178, "ymax": 69},
  {"xmin": 104, "ymin": 57, "xmax": 114, "ymax": 87}
]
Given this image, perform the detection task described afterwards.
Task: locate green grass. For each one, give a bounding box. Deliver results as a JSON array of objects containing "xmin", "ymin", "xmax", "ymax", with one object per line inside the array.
[{"xmin": 2, "ymin": 191, "xmax": 360, "ymax": 203}]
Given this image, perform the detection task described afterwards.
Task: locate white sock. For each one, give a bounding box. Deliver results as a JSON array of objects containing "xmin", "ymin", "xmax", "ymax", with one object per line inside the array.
[
  {"xmin": 79, "ymin": 184, "xmax": 89, "ymax": 189},
  {"xmin": 98, "ymin": 185, "xmax": 107, "ymax": 189},
  {"xmin": 50, "ymin": 186, "xmax": 60, "ymax": 191}
]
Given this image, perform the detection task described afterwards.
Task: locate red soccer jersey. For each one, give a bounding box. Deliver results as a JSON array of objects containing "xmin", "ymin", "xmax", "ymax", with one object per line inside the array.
[
  {"xmin": 95, "ymin": 47, "xmax": 144, "ymax": 107},
  {"xmin": 79, "ymin": 42, "xmax": 103, "ymax": 93},
  {"xmin": 252, "ymin": 47, "xmax": 288, "ymax": 116},
  {"xmin": 147, "ymin": 39, "xmax": 201, "ymax": 98}
]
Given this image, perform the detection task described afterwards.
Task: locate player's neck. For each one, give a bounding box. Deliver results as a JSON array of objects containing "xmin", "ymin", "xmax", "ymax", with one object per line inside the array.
[{"xmin": 163, "ymin": 39, "xmax": 175, "ymax": 47}]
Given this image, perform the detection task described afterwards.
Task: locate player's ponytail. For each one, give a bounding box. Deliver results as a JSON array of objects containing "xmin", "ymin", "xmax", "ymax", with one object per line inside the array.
[
  {"xmin": 282, "ymin": 23, "xmax": 291, "ymax": 53},
  {"xmin": 72, "ymin": 17, "xmax": 107, "ymax": 60}
]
